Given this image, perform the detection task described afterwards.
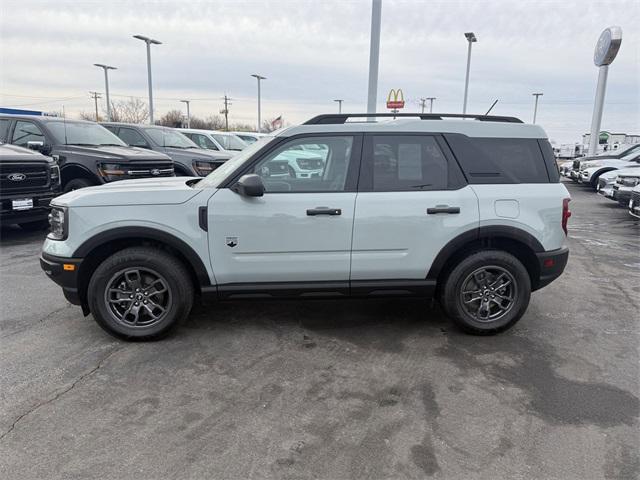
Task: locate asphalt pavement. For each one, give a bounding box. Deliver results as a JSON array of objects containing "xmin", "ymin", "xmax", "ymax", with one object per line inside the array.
[{"xmin": 1, "ymin": 181, "xmax": 638, "ymax": 479}]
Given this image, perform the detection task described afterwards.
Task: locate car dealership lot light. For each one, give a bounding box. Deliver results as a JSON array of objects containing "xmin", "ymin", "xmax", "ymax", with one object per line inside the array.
[
  {"xmin": 93, "ymin": 63, "xmax": 116, "ymax": 121},
  {"xmin": 133, "ymin": 34, "xmax": 162, "ymax": 124},
  {"xmin": 462, "ymin": 32, "xmax": 477, "ymax": 115}
]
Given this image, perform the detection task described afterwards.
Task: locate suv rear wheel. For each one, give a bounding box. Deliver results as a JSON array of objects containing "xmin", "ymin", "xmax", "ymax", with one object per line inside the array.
[
  {"xmin": 440, "ymin": 250, "xmax": 531, "ymax": 335},
  {"xmin": 87, "ymin": 247, "xmax": 194, "ymax": 341}
]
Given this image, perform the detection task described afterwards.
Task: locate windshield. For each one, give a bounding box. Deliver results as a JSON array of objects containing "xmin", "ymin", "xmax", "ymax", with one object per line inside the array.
[
  {"xmin": 621, "ymin": 152, "xmax": 640, "ymax": 161},
  {"xmin": 144, "ymin": 127, "xmax": 198, "ymax": 149},
  {"xmin": 197, "ymin": 136, "xmax": 275, "ymax": 188},
  {"xmin": 46, "ymin": 121, "xmax": 126, "ymax": 146},
  {"xmin": 212, "ymin": 133, "xmax": 247, "ymax": 151}
]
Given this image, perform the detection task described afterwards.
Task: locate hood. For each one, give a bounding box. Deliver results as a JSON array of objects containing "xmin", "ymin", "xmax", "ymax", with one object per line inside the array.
[
  {"xmin": 582, "ymin": 159, "xmax": 635, "ymax": 170},
  {"xmin": 164, "ymin": 147, "xmax": 232, "ymax": 162},
  {"xmin": 0, "ymin": 144, "xmax": 53, "ymax": 163},
  {"xmin": 52, "ymin": 176, "xmax": 205, "ymax": 207},
  {"xmin": 617, "ymin": 167, "xmax": 640, "ymax": 179},
  {"xmin": 56, "ymin": 144, "xmax": 170, "ymax": 162}
]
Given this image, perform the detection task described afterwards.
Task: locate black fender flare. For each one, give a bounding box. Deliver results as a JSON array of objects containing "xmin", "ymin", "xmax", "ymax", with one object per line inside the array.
[
  {"xmin": 426, "ymin": 225, "xmax": 544, "ymax": 280},
  {"xmin": 74, "ymin": 226, "xmax": 211, "ymax": 287}
]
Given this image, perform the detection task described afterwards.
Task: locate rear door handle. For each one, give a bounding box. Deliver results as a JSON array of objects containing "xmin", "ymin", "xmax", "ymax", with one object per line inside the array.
[
  {"xmin": 307, "ymin": 207, "xmax": 342, "ymax": 216},
  {"xmin": 427, "ymin": 205, "xmax": 460, "ymax": 214}
]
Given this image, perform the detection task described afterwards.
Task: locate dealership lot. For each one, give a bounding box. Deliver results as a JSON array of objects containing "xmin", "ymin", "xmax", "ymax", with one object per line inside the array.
[{"xmin": 0, "ymin": 181, "xmax": 638, "ymax": 479}]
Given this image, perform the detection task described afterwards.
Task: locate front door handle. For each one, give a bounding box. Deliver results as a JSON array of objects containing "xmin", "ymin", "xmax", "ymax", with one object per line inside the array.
[
  {"xmin": 427, "ymin": 205, "xmax": 460, "ymax": 214},
  {"xmin": 307, "ymin": 207, "xmax": 342, "ymax": 216}
]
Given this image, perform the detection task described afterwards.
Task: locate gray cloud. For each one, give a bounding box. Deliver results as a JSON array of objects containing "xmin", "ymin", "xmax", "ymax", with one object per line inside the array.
[{"xmin": 1, "ymin": 0, "xmax": 638, "ymax": 142}]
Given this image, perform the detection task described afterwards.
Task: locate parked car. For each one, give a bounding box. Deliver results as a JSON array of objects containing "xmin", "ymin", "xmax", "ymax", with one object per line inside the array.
[
  {"xmin": 628, "ymin": 185, "xmax": 640, "ymax": 219},
  {"xmin": 103, "ymin": 123, "xmax": 232, "ymax": 176},
  {"xmin": 231, "ymin": 131, "xmax": 266, "ymax": 144},
  {"xmin": 180, "ymin": 129, "xmax": 247, "ymax": 154},
  {"xmin": 571, "ymin": 143, "xmax": 640, "ymax": 179},
  {"xmin": 0, "ymin": 115, "xmax": 175, "ymax": 192},
  {"xmin": 40, "ymin": 112, "xmax": 570, "ymax": 340},
  {"xmin": 575, "ymin": 153, "xmax": 640, "ymax": 188},
  {"xmin": 597, "ymin": 165, "xmax": 640, "ymax": 200},
  {"xmin": 0, "ymin": 142, "xmax": 60, "ymax": 230},
  {"xmin": 612, "ymin": 170, "xmax": 640, "ymax": 206}
]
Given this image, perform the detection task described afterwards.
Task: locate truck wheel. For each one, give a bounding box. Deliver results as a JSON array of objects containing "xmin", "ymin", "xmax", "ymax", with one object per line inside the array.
[
  {"xmin": 18, "ymin": 219, "xmax": 50, "ymax": 231},
  {"xmin": 440, "ymin": 250, "xmax": 531, "ymax": 335},
  {"xmin": 64, "ymin": 178, "xmax": 94, "ymax": 192},
  {"xmin": 88, "ymin": 247, "xmax": 194, "ymax": 341}
]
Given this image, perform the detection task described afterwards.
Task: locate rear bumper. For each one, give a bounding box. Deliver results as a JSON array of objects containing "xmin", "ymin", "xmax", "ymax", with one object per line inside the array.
[
  {"xmin": 40, "ymin": 252, "xmax": 83, "ymax": 305},
  {"xmin": 534, "ymin": 246, "xmax": 569, "ymax": 290}
]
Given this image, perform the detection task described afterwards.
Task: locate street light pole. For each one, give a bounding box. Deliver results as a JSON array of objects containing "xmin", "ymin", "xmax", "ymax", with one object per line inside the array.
[
  {"xmin": 367, "ymin": 0, "xmax": 382, "ymax": 115},
  {"xmin": 462, "ymin": 32, "xmax": 477, "ymax": 114},
  {"xmin": 180, "ymin": 100, "xmax": 191, "ymax": 128},
  {"xmin": 334, "ymin": 99, "xmax": 344, "ymax": 113},
  {"xmin": 251, "ymin": 74, "xmax": 266, "ymax": 133},
  {"xmin": 427, "ymin": 97, "xmax": 436, "ymax": 113},
  {"xmin": 133, "ymin": 35, "xmax": 162, "ymax": 124},
  {"xmin": 94, "ymin": 63, "xmax": 116, "ymax": 121},
  {"xmin": 532, "ymin": 93, "xmax": 543, "ymax": 123},
  {"xmin": 419, "ymin": 98, "xmax": 426, "ymax": 113}
]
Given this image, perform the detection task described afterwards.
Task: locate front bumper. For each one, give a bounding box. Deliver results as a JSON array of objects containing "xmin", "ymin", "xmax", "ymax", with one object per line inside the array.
[
  {"xmin": 612, "ymin": 185, "xmax": 634, "ymax": 204},
  {"xmin": 629, "ymin": 194, "xmax": 640, "ymax": 219},
  {"xmin": 1, "ymin": 191, "xmax": 57, "ymax": 224},
  {"xmin": 534, "ymin": 246, "xmax": 569, "ymax": 291},
  {"xmin": 40, "ymin": 252, "xmax": 83, "ymax": 306}
]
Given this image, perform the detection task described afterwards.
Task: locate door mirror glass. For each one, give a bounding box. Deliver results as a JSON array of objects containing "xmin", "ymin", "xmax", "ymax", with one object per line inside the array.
[
  {"xmin": 233, "ymin": 174, "xmax": 265, "ymax": 197},
  {"xmin": 27, "ymin": 140, "xmax": 44, "ymax": 151}
]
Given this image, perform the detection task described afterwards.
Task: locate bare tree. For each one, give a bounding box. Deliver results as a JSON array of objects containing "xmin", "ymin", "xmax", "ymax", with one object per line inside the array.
[
  {"xmin": 78, "ymin": 111, "xmax": 103, "ymax": 122},
  {"xmin": 107, "ymin": 97, "xmax": 149, "ymax": 124},
  {"xmin": 156, "ymin": 110, "xmax": 184, "ymax": 128}
]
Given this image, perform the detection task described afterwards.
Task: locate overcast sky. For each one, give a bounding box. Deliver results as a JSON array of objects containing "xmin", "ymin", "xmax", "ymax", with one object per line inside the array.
[{"xmin": 1, "ymin": 0, "xmax": 638, "ymax": 143}]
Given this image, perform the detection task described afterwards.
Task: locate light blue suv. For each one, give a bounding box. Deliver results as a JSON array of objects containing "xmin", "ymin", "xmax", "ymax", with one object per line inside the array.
[{"xmin": 40, "ymin": 113, "xmax": 570, "ymax": 340}]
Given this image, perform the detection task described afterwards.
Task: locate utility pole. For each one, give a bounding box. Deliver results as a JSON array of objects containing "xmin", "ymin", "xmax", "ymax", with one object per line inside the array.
[
  {"xmin": 366, "ymin": 0, "xmax": 382, "ymax": 115},
  {"xmin": 180, "ymin": 99, "xmax": 191, "ymax": 128},
  {"xmin": 220, "ymin": 95, "xmax": 231, "ymax": 131},
  {"xmin": 426, "ymin": 97, "xmax": 436, "ymax": 113},
  {"xmin": 334, "ymin": 99, "xmax": 344, "ymax": 113},
  {"xmin": 419, "ymin": 98, "xmax": 426, "ymax": 113},
  {"xmin": 89, "ymin": 91, "xmax": 102, "ymax": 121},
  {"xmin": 532, "ymin": 93, "xmax": 543, "ymax": 123}
]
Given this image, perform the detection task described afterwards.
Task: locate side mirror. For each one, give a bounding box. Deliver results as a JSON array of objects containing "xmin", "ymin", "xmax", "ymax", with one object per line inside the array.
[
  {"xmin": 233, "ymin": 174, "xmax": 265, "ymax": 197},
  {"xmin": 27, "ymin": 140, "xmax": 44, "ymax": 152}
]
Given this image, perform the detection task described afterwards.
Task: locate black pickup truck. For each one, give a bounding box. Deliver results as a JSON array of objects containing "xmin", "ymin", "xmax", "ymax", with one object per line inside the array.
[
  {"xmin": 0, "ymin": 115, "xmax": 175, "ymax": 192},
  {"xmin": 0, "ymin": 143, "xmax": 60, "ymax": 230}
]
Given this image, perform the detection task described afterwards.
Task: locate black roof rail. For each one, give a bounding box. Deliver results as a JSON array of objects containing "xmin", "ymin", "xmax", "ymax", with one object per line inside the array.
[{"xmin": 303, "ymin": 113, "xmax": 524, "ymax": 125}]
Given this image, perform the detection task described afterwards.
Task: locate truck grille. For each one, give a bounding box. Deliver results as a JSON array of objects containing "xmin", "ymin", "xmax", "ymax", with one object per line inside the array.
[{"xmin": 0, "ymin": 163, "xmax": 50, "ymax": 193}]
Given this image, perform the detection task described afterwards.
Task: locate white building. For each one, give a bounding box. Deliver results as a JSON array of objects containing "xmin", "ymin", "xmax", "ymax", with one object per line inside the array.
[{"xmin": 582, "ymin": 131, "xmax": 640, "ymax": 155}]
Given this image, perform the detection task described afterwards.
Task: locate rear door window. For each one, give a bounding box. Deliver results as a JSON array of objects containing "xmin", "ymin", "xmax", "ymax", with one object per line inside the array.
[{"xmin": 366, "ymin": 135, "xmax": 449, "ymax": 191}]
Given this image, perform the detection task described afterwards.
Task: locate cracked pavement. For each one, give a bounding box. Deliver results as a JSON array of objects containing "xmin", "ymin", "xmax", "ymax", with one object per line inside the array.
[{"xmin": 0, "ymin": 182, "xmax": 638, "ymax": 479}]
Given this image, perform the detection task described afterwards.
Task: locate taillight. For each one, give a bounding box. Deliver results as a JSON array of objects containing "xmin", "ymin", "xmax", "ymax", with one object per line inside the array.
[{"xmin": 562, "ymin": 198, "xmax": 571, "ymax": 235}]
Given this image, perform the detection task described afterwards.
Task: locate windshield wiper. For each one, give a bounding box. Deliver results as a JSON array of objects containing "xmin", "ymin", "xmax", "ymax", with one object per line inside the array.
[
  {"xmin": 166, "ymin": 145, "xmax": 188, "ymax": 149},
  {"xmin": 67, "ymin": 143, "xmax": 99, "ymax": 147},
  {"xmin": 410, "ymin": 184, "xmax": 432, "ymax": 189},
  {"xmin": 99, "ymin": 143, "xmax": 125, "ymax": 146}
]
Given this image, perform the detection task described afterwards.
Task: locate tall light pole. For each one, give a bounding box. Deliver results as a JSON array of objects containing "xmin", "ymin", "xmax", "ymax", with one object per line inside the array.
[
  {"xmin": 462, "ymin": 32, "xmax": 477, "ymax": 114},
  {"xmin": 334, "ymin": 99, "xmax": 344, "ymax": 113},
  {"xmin": 180, "ymin": 99, "xmax": 191, "ymax": 128},
  {"xmin": 133, "ymin": 34, "xmax": 162, "ymax": 124},
  {"xmin": 588, "ymin": 26, "xmax": 622, "ymax": 155},
  {"xmin": 419, "ymin": 98, "xmax": 426, "ymax": 113},
  {"xmin": 94, "ymin": 63, "xmax": 116, "ymax": 121},
  {"xmin": 427, "ymin": 97, "xmax": 436, "ymax": 113},
  {"xmin": 367, "ymin": 0, "xmax": 382, "ymax": 115},
  {"xmin": 532, "ymin": 93, "xmax": 543, "ymax": 123},
  {"xmin": 251, "ymin": 74, "xmax": 266, "ymax": 133}
]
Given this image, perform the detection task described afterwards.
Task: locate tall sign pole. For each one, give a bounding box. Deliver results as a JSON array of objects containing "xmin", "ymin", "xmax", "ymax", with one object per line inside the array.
[
  {"xmin": 367, "ymin": 0, "xmax": 382, "ymax": 115},
  {"xmin": 588, "ymin": 26, "xmax": 622, "ymax": 155}
]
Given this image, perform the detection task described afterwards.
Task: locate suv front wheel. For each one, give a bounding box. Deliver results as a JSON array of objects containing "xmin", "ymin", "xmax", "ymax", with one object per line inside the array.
[
  {"xmin": 440, "ymin": 250, "xmax": 531, "ymax": 335},
  {"xmin": 88, "ymin": 247, "xmax": 194, "ymax": 340}
]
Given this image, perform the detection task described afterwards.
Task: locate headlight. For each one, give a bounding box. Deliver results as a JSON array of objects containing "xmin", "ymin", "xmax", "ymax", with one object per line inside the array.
[
  {"xmin": 48, "ymin": 206, "xmax": 67, "ymax": 240},
  {"xmin": 50, "ymin": 165, "xmax": 61, "ymax": 186},
  {"xmin": 621, "ymin": 177, "xmax": 640, "ymax": 187},
  {"xmin": 193, "ymin": 160, "xmax": 215, "ymax": 176},
  {"xmin": 98, "ymin": 163, "xmax": 126, "ymax": 178}
]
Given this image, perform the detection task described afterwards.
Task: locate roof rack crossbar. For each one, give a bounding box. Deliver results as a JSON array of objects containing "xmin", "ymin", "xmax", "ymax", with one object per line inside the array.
[{"xmin": 303, "ymin": 113, "xmax": 523, "ymax": 125}]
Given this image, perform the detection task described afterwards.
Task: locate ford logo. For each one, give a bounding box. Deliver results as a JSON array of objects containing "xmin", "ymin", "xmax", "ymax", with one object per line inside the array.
[
  {"xmin": 150, "ymin": 169, "xmax": 160, "ymax": 176},
  {"xmin": 8, "ymin": 173, "xmax": 26, "ymax": 182}
]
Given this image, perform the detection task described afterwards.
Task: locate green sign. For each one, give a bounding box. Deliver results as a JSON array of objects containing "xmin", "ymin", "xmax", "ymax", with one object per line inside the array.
[{"xmin": 599, "ymin": 131, "xmax": 610, "ymax": 144}]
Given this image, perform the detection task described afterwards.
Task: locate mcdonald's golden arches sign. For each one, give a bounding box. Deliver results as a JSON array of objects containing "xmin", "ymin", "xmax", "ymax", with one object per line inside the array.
[{"xmin": 386, "ymin": 89, "xmax": 405, "ymax": 109}]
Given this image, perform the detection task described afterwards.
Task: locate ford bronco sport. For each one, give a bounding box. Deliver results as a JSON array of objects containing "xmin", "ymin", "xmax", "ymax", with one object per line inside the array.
[
  {"xmin": 0, "ymin": 115, "xmax": 174, "ymax": 192},
  {"xmin": 40, "ymin": 113, "xmax": 570, "ymax": 340}
]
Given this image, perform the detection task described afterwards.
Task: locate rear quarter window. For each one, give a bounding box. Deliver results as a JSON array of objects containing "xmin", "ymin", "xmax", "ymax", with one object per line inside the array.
[{"xmin": 444, "ymin": 134, "xmax": 552, "ymax": 184}]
